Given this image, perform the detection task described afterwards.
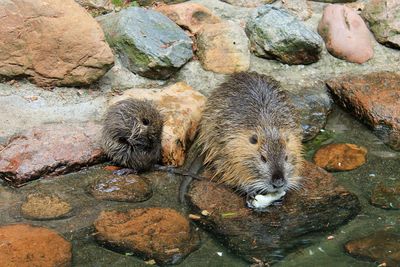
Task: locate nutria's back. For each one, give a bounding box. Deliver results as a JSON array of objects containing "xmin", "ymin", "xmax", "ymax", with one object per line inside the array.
[{"xmin": 198, "ymin": 72, "xmax": 303, "ymax": 197}]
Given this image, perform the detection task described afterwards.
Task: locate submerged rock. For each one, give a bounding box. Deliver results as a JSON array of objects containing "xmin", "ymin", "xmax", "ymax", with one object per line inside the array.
[
  {"xmin": 186, "ymin": 161, "xmax": 361, "ymax": 264},
  {"xmin": 94, "ymin": 208, "xmax": 200, "ymax": 265},
  {"xmin": 197, "ymin": 21, "xmax": 250, "ymax": 74},
  {"xmin": 362, "ymin": 0, "xmax": 400, "ymax": 49},
  {"xmin": 155, "ymin": 2, "xmax": 221, "ymax": 34},
  {"xmin": 0, "ymin": 224, "xmax": 72, "ymax": 267},
  {"xmin": 326, "ymin": 72, "xmax": 400, "ymax": 151},
  {"xmin": 109, "ymin": 82, "xmax": 206, "ymax": 166},
  {"xmin": 0, "ymin": 0, "xmax": 114, "ymax": 87},
  {"xmin": 88, "ymin": 174, "xmax": 152, "ymax": 202},
  {"xmin": 313, "ymin": 143, "xmax": 367, "ymax": 171},
  {"xmin": 318, "ymin": 4, "xmax": 373, "ymax": 64},
  {"xmin": 0, "ymin": 122, "xmax": 104, "ymax": 186},
  {"xmin": 344, "ymin": 230, "xmax": 400, "ymax": 266},
  {"xmin": 246, "ymin": 5, "xmax": 323, "ymax": 65},
  {"xmin": 370, "ymin": 180, "xmax": 400, "ymax": 210},
  {"xmin": 21, "ymin": 193, "xmax": 73, "ymax": 220},
  {"xmin": 98, "ymin": 7, "xmax": 193, "ymax": 80}
]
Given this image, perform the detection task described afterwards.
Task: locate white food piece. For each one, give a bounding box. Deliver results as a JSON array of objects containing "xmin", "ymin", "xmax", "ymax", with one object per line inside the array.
[{"xmin": 251, "ymin": 191, "xmax": 286, "ymax": 209}]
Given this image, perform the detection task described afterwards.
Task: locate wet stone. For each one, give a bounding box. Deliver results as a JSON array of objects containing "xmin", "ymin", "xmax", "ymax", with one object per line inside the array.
[
  {"xmin": 155, "ymin": 2, "xmax": 221, "ymax": 34},
  {"xmin": 370, "ymin": 180, "xmax": 400, "ymax": 210},
  {"xmin": 327, "ymin": 72, "xmax": 400, "ymax": 151},
  {"xmin": 21, "ymin": 193, "xmax": 73, "ymax": 220},
  {"xmin": 88, "ymin": 174, "xmax": 152, "ymax": 202},
  {"xmin": 345, "ymin": 230, "xmax": 400, "ymax": 266},
  {"xmin": 362, "ymin": 0, "xmax": 400, "ymax": 49},
  {"xmin": 98, "ymin": 7, "xmax": 193, "ymax": 80},
  {"xmin": 94, "ymin": 207, "xmax": 200, "ymax": 265},
  {"xmin": 246, "ymin": 5, "xmax": 323, "ymax": 65},
  {"xmin": 313, "ymin": 143, "xmax": 367, "ymax": 171},
  {"xmin": 281, "ymin": 0, "xmax": 312, "ymax": 21},
  {"xmin": 309, "ymin": 0, "xmax": 356, "ymax": 2},
  {"xmin": 318, "ymin": 4, "xmax": 373, "ymax": 64},
  {"xmin": 0, "ymin": 224, "xmax": 72, "ymax": 267},
  {"xmin": 186, "ymin": 161, "xmax": 361, "ymax": 264},
  {"xmin": 196, "ymin": 21, "xmax": 250, "ymax": 74},
  {"xmin": 0, "ymin": 122, "xmax": 105, "ymax": 186}
]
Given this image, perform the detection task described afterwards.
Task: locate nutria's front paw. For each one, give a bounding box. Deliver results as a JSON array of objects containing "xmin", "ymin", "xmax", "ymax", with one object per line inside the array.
[
  {"xmin": 113, "ymin": 168, "xmax": 138, "ymax": 176},
  {"xmin": 246, "ymin": 191, "xmax": 286, "ymax": 211}
]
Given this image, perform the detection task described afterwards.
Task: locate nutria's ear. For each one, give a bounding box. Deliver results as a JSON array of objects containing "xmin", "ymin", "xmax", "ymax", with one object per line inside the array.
[{"xmin": 249, "ymin": 134, "xmax": 258, "ymax": 144}]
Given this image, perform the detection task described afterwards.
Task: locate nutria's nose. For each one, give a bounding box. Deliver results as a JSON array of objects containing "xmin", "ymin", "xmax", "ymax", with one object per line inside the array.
[{"xmin": 272, "ymin": 170, "xmax": 285, "ymax": 188}]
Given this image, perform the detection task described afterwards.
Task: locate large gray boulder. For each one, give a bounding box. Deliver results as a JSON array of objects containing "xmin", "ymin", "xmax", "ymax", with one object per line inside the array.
[
  {"xmin": 98, "ymin": 7, "xmax": 193, "ymax": 80},
  {"xmin": 245, "ymin": 5, "xmax": 323, "ymax": 65}
]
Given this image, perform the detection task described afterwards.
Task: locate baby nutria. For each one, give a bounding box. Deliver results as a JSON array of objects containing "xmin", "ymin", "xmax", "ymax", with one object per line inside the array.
[
  {"xmin": 101, "ymin": 99, "xmax": 163, "ymax": 172},
  {"xmin": 197, "ymin": 72, "xmax": 304, "ymax": 203},
  {"xmin": 101, "ymin": 99, "xmax": 205, "ymax": 180}
]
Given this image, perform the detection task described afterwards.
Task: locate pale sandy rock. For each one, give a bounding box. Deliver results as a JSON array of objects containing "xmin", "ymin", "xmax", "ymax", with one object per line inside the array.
[
  {"xmin": 196, "ymin": 21, "xmax": 250, "ymax": 74},
  {"xmin": 0, "ymin": 0, "xmax": 114, "ymax": 87}
]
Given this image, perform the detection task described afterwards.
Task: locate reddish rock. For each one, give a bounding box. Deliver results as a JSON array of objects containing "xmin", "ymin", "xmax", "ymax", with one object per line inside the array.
[
  {"xmin": 0, "ymin": 122, "xmax": 105, "ymax": 186},
  {"xmin": 196, "ymin": 21, "xmax": 250, "ymax": 74},
  {"xmin": 109, "ymin": 82, "xmax": 206, "ymax": 167},
  {"xmin": 327, "ymin": 72, "xmax": 400, "ymax": 150},
  {"xmin": 0, "ymin": 0, "xmax": 114, "ymax": 87},
  {"xmin": 94, "ymin": 208, "xmax": 199, "ymax": 265},
  {"xmin": 155, "ymin": 3, "xmax": 221, "ymax": 34},
  {"xmin": 362, "ymin": 0, "xmax": 400, "ymax": 49},
  {"xmin": 345, "ymin": 230, "xmax": 400, "ymax": 266},
  {"xmin": 186, "ymin": 161, "xmax": 360, "ymax": 264},
  {"xmin": 318, "ymin": 4, "xmax": 373, "ymax": 64},
  {"xmin": 0, "ymin": 224, "xmax": 72, "ymax": 267},
  {"xmin": 88, "ymin": 174, "xmax": 152, "ymax": 202},
  {"xmin": 370, "ymin": 180, "xmax": 400, "ymax": 210},
  {"xmin": 313, "ymin": 143, "xmax": 367, "ymax": 171},
  {"xmin": 21, "ymin": 193, "xmax": 73, "ymax": 220}
]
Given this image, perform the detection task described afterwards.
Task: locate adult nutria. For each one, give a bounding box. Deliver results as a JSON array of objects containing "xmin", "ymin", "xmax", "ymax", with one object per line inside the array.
[
  {"xmin": 101, "ymin": 99, "xmax": 163, "ymax": 172},
  {"xmin": 197, "ymin": 72, "xmax": 304, "ymax": 202}
]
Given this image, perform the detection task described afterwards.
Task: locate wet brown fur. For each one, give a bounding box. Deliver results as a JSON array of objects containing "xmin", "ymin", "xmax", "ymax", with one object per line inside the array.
[{"xmin": 198, "ymin": 72, "xmax": 303, "ymax": 196}]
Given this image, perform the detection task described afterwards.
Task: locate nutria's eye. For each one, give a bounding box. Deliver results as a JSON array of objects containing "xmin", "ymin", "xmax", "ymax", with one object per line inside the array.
[
  {"xmin": 260, "ymin": 155, "xmax": 267, "ymax": 163},
  {"xmin": 142, "ymin": 118, "xmax": 150, "ymax": 126},
  {"xmin": 249, "ymin": 135, "xmax": 258, "ymax": 144},
  {"xmin": 118, "ymin": 137, "xmax": 128, "ymax": 144}
]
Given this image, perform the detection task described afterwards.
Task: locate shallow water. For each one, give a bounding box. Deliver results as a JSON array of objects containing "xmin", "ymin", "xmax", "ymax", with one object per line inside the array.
[{"xmin": 1, "ymin": 105, "xmax": 399, "ymax": 266}]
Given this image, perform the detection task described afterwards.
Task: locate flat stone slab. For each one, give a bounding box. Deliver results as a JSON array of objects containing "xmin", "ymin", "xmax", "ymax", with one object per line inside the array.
[
  {"xmin": 88, "ymin": 174, "xmax": 153, "ymax": 202},
  {"xmin": 94, "ymin": 207, "xmax": 200, "ymax": 265},
  {"xmin": 0, "ymin": 122, "xmax": 104, "ymax": 186},
  {"xmin": 186, "ymin": 161, "xmax": 360, "ymax": 264},
  {"xmin": 313, "ymin": 143, "xmax": 367, "ymax": 171},
  {"xmin": 327, "ymin": 72, "xmax": 400, "ymax": 151},
  {"xmin": 345, "ymin": 230, "xmax": 400, "ymax": 266},
  {"xmin": 0, "ymin": 224, "xmax": 72, "ymax": 267}
]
